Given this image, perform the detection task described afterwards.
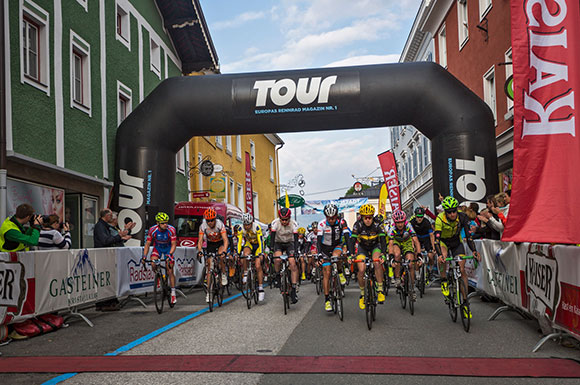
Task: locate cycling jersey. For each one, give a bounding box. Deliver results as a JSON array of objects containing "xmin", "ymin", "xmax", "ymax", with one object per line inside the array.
[
  {"xmin": 388, "ymin": 222, "xmax": 417, "ymax": 243},
  {"xmin": 410, "ymin": 217, "xmax": 433, "ymax": 239},
  {"xmin": 270, "ymin": 218, "xmax": 298, "ymax": 244},
  {"xmin": 351, "ymin": 219, "xmax": 386, "ymax": 251},
  {"xmin": 237, "ymin": 223, "xmax": 263, "ymax": 254},
  {"xmin": 199, "ymin": 218, "xmax": 226, "ymax": 243},
  {"xmin": 147, "ymin": 224, "xmax": 177, "ymax": 255},
  {"xmin": 434, "ymin": 211, "xmax": 476, "ymax": 253},
  {"xmin": 317, "ymin": 219, "xmax": 349, "ymax": 256}
]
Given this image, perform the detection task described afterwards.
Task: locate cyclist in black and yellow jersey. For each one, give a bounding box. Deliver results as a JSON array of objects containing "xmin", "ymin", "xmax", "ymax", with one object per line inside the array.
[
  {"xmin": 238, "ymin": 213, "xmax": 265, "ymax": 301},
  {"xmin": 435, "ymin": 196, "xmax": 480, "ymax": 317}
]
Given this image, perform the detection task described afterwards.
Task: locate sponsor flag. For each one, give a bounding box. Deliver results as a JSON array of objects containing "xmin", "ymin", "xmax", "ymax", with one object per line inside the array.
[
  {"xmin": 378, "ymin": 183, "xmax": 388, "ymax": 217},
  {"xmin": 285, "ymin": 190, "xmax": 290, "ymax": 209},
  {"xmin": 503, "ymin": 0, "xmax": 580, "ymax": 243},
  {"xmin": 377, "ymin": 151, "xmax": 401, "ymax": 212}
]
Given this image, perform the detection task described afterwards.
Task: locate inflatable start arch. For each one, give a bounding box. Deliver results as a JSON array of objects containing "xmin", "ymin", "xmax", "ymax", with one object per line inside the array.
[{"xmin": 112, "ymin": 62, "xmax": 498, "ymax": 244}]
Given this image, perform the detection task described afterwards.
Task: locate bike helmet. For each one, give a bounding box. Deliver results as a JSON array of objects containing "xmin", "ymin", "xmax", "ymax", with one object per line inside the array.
[
  {"xmin": 307, "ymin": 225, "xmax": 313, "ymax": 232},
  {"xmin": 323, "ymin": 203, "xmax": 338, "ymax": 217},
  {"xmin": 278, "ymin": 207, "xmax": 291, "ymax": 219},
  {"xmin": 374, "ymin": 214, "xmax": 384, "ymax": 224},
  {"xmin": 297, "ymin": 227, "xmax": 306, "ymax": 235},
  {"xmin": 233, "ymin": 224, "xmax": 242, "ymax": 232},
  {"xmin": 242, "ymin": 212, "xmax": 253, "ymax": 225},
  {"xmin": 311, "ymin": 221, "xmax": 318, "ymax": 229},
  {"xmin": 441, "ymin": 196, "xmax": 459, "ymax": 211},
  {"xmin": 358, "ymin": 204, "xmax": 375, "ymax": 216},
  {"xmin": 203, "ymin": 208, "xmax": 217, "ymax": 220},
  {"xmin": 155, "ymin": 212, "xmax": 169, "ymax": 223},
  {"xmin": 392, "ymin": 210, "xmax": 407, "ymax": 223},
  {"xmin": 414, "ymin": 207, "xmax": 425, "ymax": 217}
]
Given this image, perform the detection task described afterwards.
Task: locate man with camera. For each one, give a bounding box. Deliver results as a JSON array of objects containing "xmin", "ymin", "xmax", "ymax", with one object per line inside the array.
[
  {"xmin": 37, "ymin": 214, "xmax": 71, "ymax": 250},
  {"xmin": 0, "ymin": 203, "xmax": 42, "ymax": 252}
]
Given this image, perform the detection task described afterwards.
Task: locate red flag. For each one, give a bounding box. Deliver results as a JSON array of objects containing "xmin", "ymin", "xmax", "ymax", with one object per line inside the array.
[
  {"xmin": 503, "ymin": 0, "xmax": 580, "ymax": 243},
  {"xmin": 377, "ymin": 151, "xmax": 401, "ymax": 212},
  {"xmin": 245, "ymin": 152, "xmax": 254, "ymax": 216}
]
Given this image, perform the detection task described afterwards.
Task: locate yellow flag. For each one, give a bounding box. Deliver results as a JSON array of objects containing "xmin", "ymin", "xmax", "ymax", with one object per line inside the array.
[
  {"xmin": 378, "ymin": 183, "xmax": 387, "ymax": 217},
  {"xmin": 285, "ymin": 190, "xmax": 290, "ymax": 208}
]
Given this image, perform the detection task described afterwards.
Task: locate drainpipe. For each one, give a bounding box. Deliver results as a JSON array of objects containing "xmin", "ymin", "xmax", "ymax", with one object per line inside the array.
[
  {"xmin": 275, "ymin": 142, "xmax": 284, "ymax": 215},
  {"xmin": 0, "ymin": 2, "xmax": 7, "ymax": 221}
]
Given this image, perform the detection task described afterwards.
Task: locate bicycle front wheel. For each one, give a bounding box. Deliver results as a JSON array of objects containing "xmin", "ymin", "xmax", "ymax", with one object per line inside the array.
[
  {"xmin": 458, "ymin": 279, "xmax": 470, "ymax": 332},
  {"xmin": 448, "ymin": 280, "xmax": 458, "ymax": 322},
  {"xmin": 281, "ymin": 272, "xmax": 289, "ymax": 315},
  {"xmin": 419, "ymin": 265, "xmax": 426, "ymax": 298},
  {"xmin": 246, "ymin": 269, "xmax": 253, "ymax": 309},
  {"xmin": 365, "ymin": 276, "xmax": 373, "ymax": 330},
  {"xmin": 336, "ymin": 277, "xmax": 344, "ymax": 321},
  {"xmin": 166, "ymin": 276, "xmax": 175, "ymax": 309},
  {"xmin": 153, "ymin": 272, "xmax": 164, "ymax": 314},
  {"xmin": 207, "ymin": 273, "xmax": 214, "ymax": 312},
  {"xmin": 407, "ymin": 272, "xmax": 414, "ymax": 316},
  {"xmin": 399, "ymin": 274, "xmax": 407, "ymax": 309}
]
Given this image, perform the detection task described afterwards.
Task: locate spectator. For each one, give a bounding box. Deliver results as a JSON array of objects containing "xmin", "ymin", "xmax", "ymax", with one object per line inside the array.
[
  {"xmin": 494, "ymin": 192, "xmax": 510, "ymax": 224},
  {"xmin": 0, "ymin": 203, "xmax": 42, "ymax": 252},
  {"xmin": 37, "ymin": 215, "xmax": 71, "ymax": 250},
  {"xmin": 477, "ymin": 196, "xmax": 503, "ymax": 239},
  {"xmin": 108, "ymin": 212, "xmax": 135, "ymax": 247},
  {"xmin": 463, "ymin": 207, "xmax": 479, "ymax": 238}
]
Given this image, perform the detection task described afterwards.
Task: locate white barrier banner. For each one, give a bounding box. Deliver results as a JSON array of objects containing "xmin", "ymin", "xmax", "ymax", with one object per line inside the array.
[
  {"xmin": 174, "ymin": 247, "xmax": 203, "ymax": 287},
  {"xmin": 477, "ymin": 240, "xmax": 522, "ymax": 308},
  {"xmin": 35, "ymin": 248, "xmax": 117, "ymax": 314}
]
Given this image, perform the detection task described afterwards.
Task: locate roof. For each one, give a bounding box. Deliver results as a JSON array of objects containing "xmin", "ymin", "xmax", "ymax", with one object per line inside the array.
[{"xmin": 154, "ymin": 0, "xmax": 220, "ymax": 74}]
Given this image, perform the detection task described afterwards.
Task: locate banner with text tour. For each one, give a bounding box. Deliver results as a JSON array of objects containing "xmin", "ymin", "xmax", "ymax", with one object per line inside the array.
[{"xmin": 503, "ymin": 0, "xmax": 580, "ymax": 244}]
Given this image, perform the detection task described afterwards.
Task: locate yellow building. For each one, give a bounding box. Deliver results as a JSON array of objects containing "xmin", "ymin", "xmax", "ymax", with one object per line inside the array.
[{"xmin": 187, "ymin": 134, "xmax": 284, "ymax": 223}]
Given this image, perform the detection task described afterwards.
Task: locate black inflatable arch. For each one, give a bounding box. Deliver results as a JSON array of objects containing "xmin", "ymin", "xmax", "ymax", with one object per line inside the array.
[{"xmin": 113, "ymin": 62, "xmax": 498, "ymax": 243}]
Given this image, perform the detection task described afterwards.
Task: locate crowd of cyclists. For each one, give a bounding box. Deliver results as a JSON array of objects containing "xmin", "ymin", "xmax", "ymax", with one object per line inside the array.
[{"xmin": 141, "ymin": 194, "xmax": 481, "ymax": 323}]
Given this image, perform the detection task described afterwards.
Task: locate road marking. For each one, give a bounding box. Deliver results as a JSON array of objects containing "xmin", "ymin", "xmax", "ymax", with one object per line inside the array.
[{"xmin": 5, "ymin": 355, "xmax": 579, "ymax": 378}]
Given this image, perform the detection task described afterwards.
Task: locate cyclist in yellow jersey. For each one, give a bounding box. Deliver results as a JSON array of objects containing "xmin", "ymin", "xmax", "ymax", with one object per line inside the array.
[
  {"xmin": 435, "ymin": 196, "xmax": 480, "ymax": 318},
  {"xmin": 238, "ymin": 213, "xmax": 265, "ymax": 301}
]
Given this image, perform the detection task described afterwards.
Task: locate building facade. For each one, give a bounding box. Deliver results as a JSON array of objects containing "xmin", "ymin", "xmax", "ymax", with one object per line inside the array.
[
  {"xmin": 2, "ymin": 0, "xmax": 216, "ymax": 247},
  {"xmin": 392, "ymin": 0, "xmax": 513, "ymax": 213},
  {"xmin": 188, "ymin": 134, "xmax": 284, "ymax": 224}
]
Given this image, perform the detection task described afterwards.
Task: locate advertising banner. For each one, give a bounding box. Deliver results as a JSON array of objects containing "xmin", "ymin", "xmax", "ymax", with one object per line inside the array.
[
  {"xmin": 377, "ymin": 151, "xmax": 401, "ymax": 212},
  {"xmin": 301, "ymin": 198, "xmax": 368, "ymax": 215},
  {"xmin": 477, "ymin": 241, "xmax": 522, "ymax": 308},
  {"xmin": 245, "ymin": 152, "xmax": 254, "ymax": 216},
  {"xmin": 209, "ymin": 177, "xmax": 226, "ymax": 200},
  {"xmin": 378, "ymin": 184, "xmax": 387, "ymax": 217},
  {"xmin": 505, "ymin": 0, "xmax": 580, "ymax": 243},
  {"xmin": 35, "ymin": 249, "xmax": 117, "ymax": 314},
  {"xmin": 553, "ymin": 245, "xmax": 580, "ymax": 338},
  {"xmin": 7, "ymin": 178, "xmax": 65, "ymax": 219}
]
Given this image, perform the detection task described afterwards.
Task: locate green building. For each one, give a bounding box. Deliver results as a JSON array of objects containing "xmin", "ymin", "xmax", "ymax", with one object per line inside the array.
[{"xmin": 2, "ymin": 0, "xmax": 218, "ymax": 247}]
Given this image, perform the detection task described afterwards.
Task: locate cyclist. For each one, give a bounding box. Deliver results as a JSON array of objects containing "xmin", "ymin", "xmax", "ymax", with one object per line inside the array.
[
  {"xmin": 435, "ymin": 196, "xmax": 481, "ymax": 318},
  {"xmin": 410, "ymin": 207, "xmax": 436, "ymax": 281},
  {"xmin": 198, "ymin": 208, "xmax": 229, "ymax": 303},
  {"xmin": 237, "ymin": 213, "xmax": 265, "ymax": 301},
  {"xmin": 142, "ymin": 212, "xmax": 177, "ymax": 305},
  {"xmin": 349, "ymin": 204, "xmax": 387, "ymax": 310},
  {"xmin": 388, "ymin": 210, "xmax": 422, "ymax": 301},
  {"xmin": 270, "ymin": 207, "xmax": 300, "ymax": 304},
  {"xmin": 318, "ymin": 203, "xmax": 350, "ymax": 312},
  {"xmin": 296, "ymin": 227, "xmax": 310, "ymax": 281}
]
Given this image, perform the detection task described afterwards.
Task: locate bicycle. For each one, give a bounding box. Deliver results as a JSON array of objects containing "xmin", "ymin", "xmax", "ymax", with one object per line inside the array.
[
  {"xmin": 329, "ymin": 255, "xmax": 344, "ymax": 321},
  {"xmin": 241, "ymin": 253, "xmax": 260, "ymax": 309},
  {"xmin": 416, "ymin": 250, "xmax": 427, "ymax": 298},
  {"xmin": 202, "ymin": 251, "xmax": 225, "ymax": 312},
  {"xmin": 275, "ymin": 254, "xmax": 292, "ymax": 315},
  {"xmin": 311, "ymin": 255, "xmax": 323, "ymax": 296},
  {"xmin": 444, "ymin": 253, "xmax": 475, "ymax": 332},
  {"xmin": 363, "ymin": 256, "xmax": 377, "ymax": 330},
  {"xmin": 393, "ymin": 257, "xmax": 416, "ymax": 316},
  {"xmin": 144, "ymin": 256, "xmax": 175, "ymax": 314}
]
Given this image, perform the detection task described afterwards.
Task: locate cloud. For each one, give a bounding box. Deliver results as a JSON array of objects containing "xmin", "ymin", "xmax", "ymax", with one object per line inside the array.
[
  {"xmin": 212, "ymin": 11, "xmax": 266, "ymax": 30},
  {"xmin": 324, "ymin": 54, "xmax": 401, "ymax": 67}
]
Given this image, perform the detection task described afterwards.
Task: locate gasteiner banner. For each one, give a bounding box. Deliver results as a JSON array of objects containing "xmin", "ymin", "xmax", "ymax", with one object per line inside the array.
[
  {"xmin": 245, "ymin": 152, "xmax": 254, "ymax": 216},
  {"xmin": 503, "ymin": 0, "xmax": 580, "ymax": 243},
  {"xmin": 377, "ymin": 151, "xmax": 401, "ymax": 212}
]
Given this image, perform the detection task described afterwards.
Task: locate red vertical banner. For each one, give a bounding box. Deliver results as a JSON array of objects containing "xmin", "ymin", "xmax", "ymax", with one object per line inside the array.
[
  {"xmin": 377, "ymin": 151, "xmax": 401, "ymax": 212},
  {"xmin": 503, "ymin": 0, "xmax": 580, "ymax": 243},
  {"xmin": 245, "ymin": 152, "xmax": 254, "ymax": 216}
]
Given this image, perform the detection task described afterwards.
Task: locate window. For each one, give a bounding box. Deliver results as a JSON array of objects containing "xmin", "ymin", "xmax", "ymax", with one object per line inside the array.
[
  {"xmin": 253, "ymin": 193, "xmax": 259, "ymax": 220},
  {"xmin": 117, "ymin": 81, "xmax": 132, "ymax": 125},
  {"xmin": 438, "ymin": 25, "xmax": 447, "ymax": 68},
  {"xmin": 116, "ymin": 4, "xmax": 130, "ymax": 49},
  {"xmin": 176, "ymin": 147, "xmax": 185, "ymax": 174},
  {"xmin": 423, "ymin": 137, "xmax": 430, "ymax": 166},
  {"xmin": 479, "ymin": 0, "xmax": 492, "ymax": 20},
  {"xmin": 236, "ymin": 135, "xmax": 242, "ymax": 160},
  {"xmin": 457, "ymin": 0, "xmax": 469, "ymax": 48},
  {"xmin": 21, "ymin": 3, "xmax": 50, "ymax": 94},
  {"xmin": 505, "ymin": 48, "xmax": 513, "ymax": 112},
  {"xmin": 412, "ymin": 147, "xmax": 418, "ymax": 179},
  {"xmin": 483, "ymin": 66, "xmax": 497, "ymax": 124},
  {"xmin": 150, "ymin": 38, "xmax": 161, "ymax": 77},
  {"xmin": 70, "ymin": 31, "xmax": 91, "ymax": 115},
  {"xmin": 417, "ymin": 141, "xmax": 424, "ymax": 172},
  {"xmin": 225, "ymin": 136, "xmax": 232, "ymax": 154},
  {"xmin": 269, "ymin": 156, "xmax": 274, "ymax": 182},
  {"xmin": 237, "ymin": 183, "xmax": 243, "ymax": 209},
  {"xmin": 198, "ymin": 153, "xmax": 203, "ymax": 190},
  {"xmin": 250, "ymin": 140, "xmax": 256, "ymax": 169},
  {"xmin": 229, "ymin": 179, "xmax": 235, "ymax": 205},
  {"xmin": 215, "ymin": 136, "xmax": 223, "ymax": 149}
]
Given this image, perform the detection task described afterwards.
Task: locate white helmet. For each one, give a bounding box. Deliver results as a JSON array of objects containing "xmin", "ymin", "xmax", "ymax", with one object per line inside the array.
[
  {"xmin": 242, "ymin": 213, "xmax": 253, "ymax": 225},
  {"xmin": 323, "ymin": 203, "xmax": 338, "ymax": 217}
]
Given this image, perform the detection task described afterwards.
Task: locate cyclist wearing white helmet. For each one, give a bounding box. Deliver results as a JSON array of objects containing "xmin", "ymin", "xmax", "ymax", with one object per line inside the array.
[
  {"xmin": 318, "ymin": 203, "xmax": 350, "ymax": 312},
  {"xmin": 237, "ymin": 213, "xmax": 265, "ymax": 301},
  {"xmin": 270, "ymin": 207, "xmax": 300, "ymax": 303}
]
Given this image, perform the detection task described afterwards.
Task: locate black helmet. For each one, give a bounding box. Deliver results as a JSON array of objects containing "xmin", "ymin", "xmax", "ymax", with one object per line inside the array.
[
  {"xmin": 278, "ymin": 207, "xmax": 291, "ymax": 219},
  {"xmin": 414, "ymin": 207, "xmax": 425, "ymax": 217}
]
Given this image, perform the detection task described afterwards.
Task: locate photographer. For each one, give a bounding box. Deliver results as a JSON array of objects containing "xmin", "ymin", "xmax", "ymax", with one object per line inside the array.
[
  {"xmin": 37, "ymin": 214, "xmax": 71, "ymax": 250},
  {"xmin": 0, "ymin": 203, "xmax": 42, "ymax": 252}
]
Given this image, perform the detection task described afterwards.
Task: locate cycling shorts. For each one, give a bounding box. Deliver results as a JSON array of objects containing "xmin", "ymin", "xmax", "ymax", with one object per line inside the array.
[
  {"xmin": 418, "ymin": 237, "xmax": 433, "ymax": 252},
  {"xmin": 242, "ymin": 242, "xmax": 260, "ymax": 256},
  {"xmin": 393, "ymin": 238, "xmax": 415, "ymax": 255},
  {"xmin": 151, "ymin": 249, "xmax": 174, "ymax": 263},
  {"xmin": 274, "ymin": 242, "xmax": 295, "ymax": 257},
  {"xmin": 355, "ymin": 244, "xmax": 383, "ymax": 262},
  {"xmin": 206, "ymin": 241, "xmax": 225, "ymax": 254},
  {"xmin": 440, "ymin": 241, "xmax": 465, "ymax": 258},
  {"xmin": 320, "ymin": 244, "xmax": 343, "ymax": 260}
]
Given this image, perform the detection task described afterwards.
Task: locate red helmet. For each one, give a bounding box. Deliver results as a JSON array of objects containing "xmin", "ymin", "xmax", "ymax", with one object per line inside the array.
[
  {"xmin": 278, "ymin": 207, "xmax": 291, "ymax": 219},
  {"xmin": 392, "ymin": 210, "xmax": 407, "ymax": 223},
  {"xmin": 203, "ymin": 208, "xmax": 217, "ymax": 220}
]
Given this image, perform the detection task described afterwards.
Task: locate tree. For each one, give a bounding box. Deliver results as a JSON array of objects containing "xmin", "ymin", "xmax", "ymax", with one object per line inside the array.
[{"xmin": 344, "ymin": 183, "xmax": 371, "ymax": 196}]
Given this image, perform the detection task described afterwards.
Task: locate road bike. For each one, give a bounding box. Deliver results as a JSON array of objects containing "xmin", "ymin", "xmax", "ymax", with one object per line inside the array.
[
  {"xmin": 241, "ymin": 253, "xmax": 260, "ymax": 309},
  {"xmin": 273, "ymin": 254, "xmax": 292, "ymax": 314},
  {"xmin": 393, "ymin": 257, "xmax": 416, "ymax": 316},
  {"xmin": 444, "ymin": 253, "xmax": 475, "ymax": 332},
  {"xmin": 363, "ymin": 256, "xmax": 377, "ymax": 330},
  {"xmin": 202, "ymin": 251, "xmax": 225, "ymax": 312},
  {"xmin": 312, "ymin": 255, "xmax": 323, "ymax": 296},
  {"xmin": 416, "ymin": 250, "xmax": 427, "ymax": 298},
  {"xmin": 329, "ymin": 255, "xmax": 344, "ymax": 321},
  {"xmin": 144, "ymin": 256, "xmax": 175, "ymax": 314}
]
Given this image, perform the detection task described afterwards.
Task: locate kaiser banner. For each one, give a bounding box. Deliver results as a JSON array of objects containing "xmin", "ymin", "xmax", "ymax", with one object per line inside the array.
[
  {"xmin": 504, "ymin": 0, "xmax": 580, "ymax": 243},
  {"xmin": 245, "ymin": 152, "xmax": 254, "ymax": 216},
  {"xmin": 377, "ymin": 151, "xmax": 401, "ymax": 212}
]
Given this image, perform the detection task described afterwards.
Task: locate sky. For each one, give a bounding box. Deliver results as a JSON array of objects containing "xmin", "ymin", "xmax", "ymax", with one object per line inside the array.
[{"xmin": 200, "ymin": 0, "xmax": 422, "ymax": 200}]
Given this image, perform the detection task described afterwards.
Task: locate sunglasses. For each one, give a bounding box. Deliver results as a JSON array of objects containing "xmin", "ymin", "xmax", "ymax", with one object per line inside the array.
[
  {"xmin": 207, "ymin": 218, "xmax": 216, "ymax": 222},
  {"xmin": 445, "ymin": 208, "xmax": 458, "ymax": 214},
  {"xmin": 280, "ymin": 218, "xmax": 290, "ymax": 222}
]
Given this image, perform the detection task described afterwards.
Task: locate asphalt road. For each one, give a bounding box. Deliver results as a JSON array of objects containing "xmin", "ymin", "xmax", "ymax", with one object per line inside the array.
[{"xmin": 1, "ymin": 278, "xmax": 579, "ymax": 385}]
